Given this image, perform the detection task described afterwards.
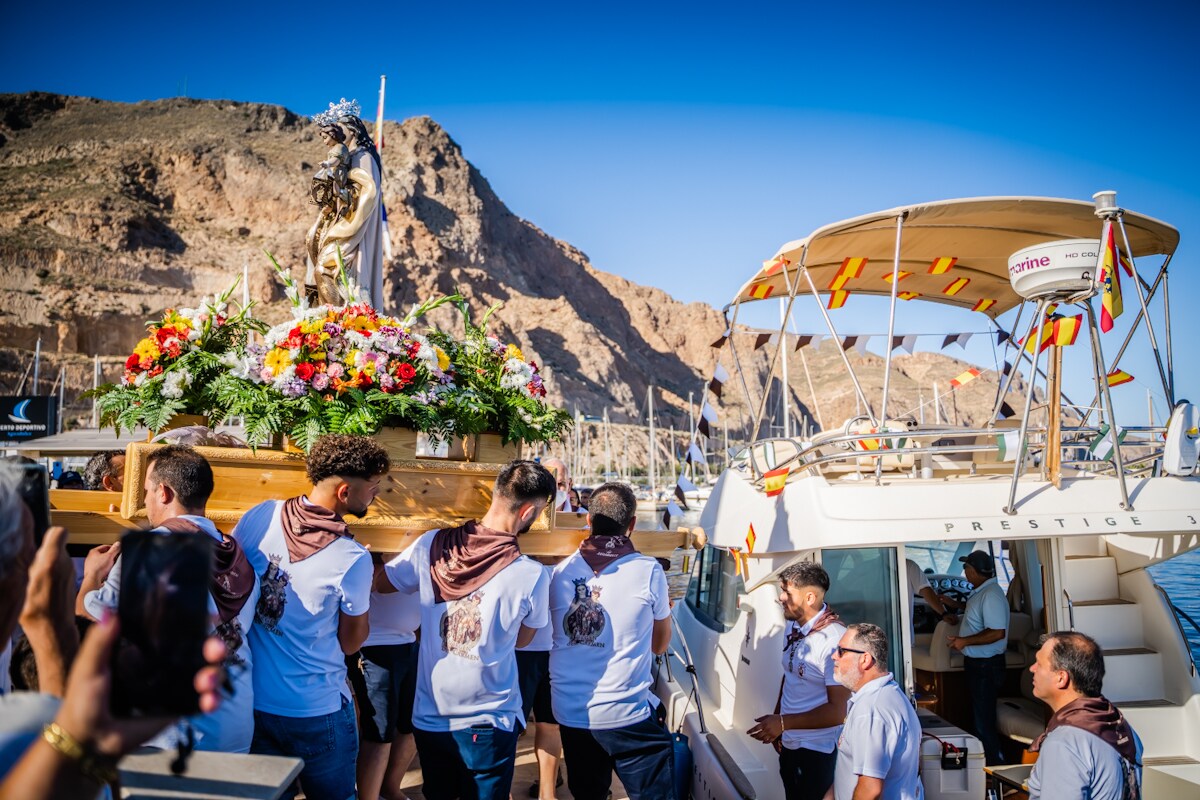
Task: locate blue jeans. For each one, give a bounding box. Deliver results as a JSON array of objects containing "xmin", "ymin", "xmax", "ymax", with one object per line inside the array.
[
  {"xmin": 413, "ymin": 725, "xmax": 520, "ymax": 800},
  {"xmin": 965, "ymin": 654, "xmax": 1007, "ymax": 765},
  {"xmin": 251, "ymin": 698, "xmax": 358, "ymax": 800},
  {"xmin": 559, "ymin": 714, "xmax": 675, "ymax": 800}
]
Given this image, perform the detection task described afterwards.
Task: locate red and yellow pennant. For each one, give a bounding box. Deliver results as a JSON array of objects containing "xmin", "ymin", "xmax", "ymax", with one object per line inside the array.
[
  {"xmin": 943, "ymin": 277, "xmax": 970, "ymax": 296},
  {"xmin": 1099, "ymin": 221, "xmax": 1124, "ymax": 332},
  {"xmin": 1052, "ymin": 314, "xmax": 1082, "ymax": 347},
  {"xmin": 749, "ymin": 282, "xmax": 774, "ymax": 299},
  {"xmin": 898, "ymin": 291, "xmax": 921, "ymax": 301},
  {"xmin": 745, "ymin": 524, "xmax": 757, "ymax": 554},
  {"xmin": 929, "ymin": 256, "xmax": 957, "ymax": 274},
  {"xmin": 972, "ymin": 298, "xmax": 996, "ymax": 313},
  {"xmin": 1106, "ymin": 369, "xmax": 1134, "ymax": 387},
  {"xmin": 882, "ymin": 270, "xmax": 913, "ymax": 283},
  {"xmin": 828, "ymin": 274, "xmax": 851, "ymax": 291},
  {"xmin": 828, "ymin": 290, "xmax": 850, "ymax": 309},
  {"xmin": 839, "ymin": 257, "xmax": 868, "ymax": 278},
  {"xmin": 1020, "ymin": 317, "xmax": 1056, "ymax": 354},
  {"xmin": 763, "ymin": 256, "xmax": 789, "ymax": 276},
  {"xmin": 949, "ymin": 368, "xmax": 981, "ymax": 389},
  {"xmin": 763, "ymin": 467, "xmax": 789, "ymax": 497}
]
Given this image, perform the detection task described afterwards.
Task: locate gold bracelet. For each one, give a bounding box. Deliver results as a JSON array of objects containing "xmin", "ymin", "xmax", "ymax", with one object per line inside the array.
[
  {"xmin": 779, "ymin": 713, "xmax": 786, "ymax": 732},
  {"xmin": 42, "ymin": 723, "xmax": 120, "ymax": 785}
]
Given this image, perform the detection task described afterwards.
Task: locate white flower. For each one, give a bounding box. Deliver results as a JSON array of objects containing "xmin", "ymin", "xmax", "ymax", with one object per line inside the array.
[
  {"xmin": 134, "ymin": 372, "xmax": 148, "ymax": 388},
  {"xmin": 160, "ymin": 369, "xmax": 191, "ymax": 399}
]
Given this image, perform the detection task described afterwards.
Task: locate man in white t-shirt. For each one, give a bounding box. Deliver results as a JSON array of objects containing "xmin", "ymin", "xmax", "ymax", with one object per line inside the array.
[
  {"xmin": 234, "ymin": 434, "xmax": 389, "ymax": 800},
  {"xmin": 78, "ymin": 445, "xmax": 259, "ymax": 755},
  {"xmin": 548, "ymin": 482, "xmax": 674, "ymax": 800},
  {"xmin": 377, "ymin": 460, "xmax": 556, "ymax": 800},
  {"xmin": 747, "ymin": 561, "xmax": 849, "ymax": 800},
  {"xmin": 515, "ymin": 558, "xmax": 564, "ymax": 800},
  {"xmin": 828, "ymin": 623, "xmax": 923, "ymax": 800}
]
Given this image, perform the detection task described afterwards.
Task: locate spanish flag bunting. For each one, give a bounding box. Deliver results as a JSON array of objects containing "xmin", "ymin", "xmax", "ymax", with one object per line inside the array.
[
  {"xmin": 972, "ymin": 298, "xmax": 996, "ymax": 313},
  {"xmin": 882, "ymin": 270, "xmax": 913, "ymax": 283},
  {"xmin": 763, "ymin": 467, "xmax": 789, "ymax": 496},
  {"xmin": 763, "ymin": 256, "xmax": 789, "ymax": 276},
  {"xmin": 857, "ymin": 435, "xmax": 882, "ymax": 451},
  {"xmin": 943, "ymin": 277, "xmax": 970, "ymax": 296},
  {"xmin": 1052, "ymin": 314, "xmax": 1082, "ymax": 347},
  {"xmin": 929, "ymin": 256, "xmax": 957, "ymax": 274},
  {"xmin": 949, "ymin": 368, "xmax": 981, "ymax": 389},
  {"xmin": 839, "ymin": 257, "xmax": 868, "ymax": 278},
  {"xmin": 749, "ymin": 282, "xmax": 775, "ymax": 300},
  {"xmin": 1106, "ymin": 369, "xmax": 1134, "ymax": 387},
  {"xmin": 1098, "ymin": 221, "xmax": 1124, "ymax": 332},
  {"xmin": 898, "ymin": 291, "xmax": 921, "ymax": 301},
  {"xmin": 828, "ymin": 274, "xmax": 851, "ymax": 291},
  {"xmin": 731, "ymin": 547, "xmax": 749, "ymax": 581},
  {"xmin": 745, "ymin": 524, "xmax": 757, "ymax": 554},
  {"xmin": 1020, "ymin": 317, "xmax": 1056, "ymax": 355},
  {"xmin": 828, "ymin": 290, "xmax": 850, "ymax": 309}
]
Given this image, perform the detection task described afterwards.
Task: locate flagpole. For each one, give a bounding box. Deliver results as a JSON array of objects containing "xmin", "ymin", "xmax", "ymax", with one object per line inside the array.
[
  {"xmin": 1115, "ymin": 214, "xmax": 1171, "ymax": 401},
  {"xmin": 1083, "ymin": 301, "xmax": 1132, "ymax": 510},
  {"xmin": 1046, "ymin": 343, "xmax": 1063, "ymax": 488},
  {"xmin": 91, "ymin": 355, "xmax": 100, "ymax": 428}
]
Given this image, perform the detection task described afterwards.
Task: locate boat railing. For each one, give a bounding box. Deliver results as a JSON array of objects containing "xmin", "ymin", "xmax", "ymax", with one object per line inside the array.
[{"xmin": 1154, "ymin": 582, "xmax": 1200, "ymax": 678}]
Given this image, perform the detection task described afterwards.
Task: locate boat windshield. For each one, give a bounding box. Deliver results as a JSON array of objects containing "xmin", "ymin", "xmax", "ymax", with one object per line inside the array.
[{"xmin": 906, "ymin": 539, "xmax": 1013, "ymax": 590}]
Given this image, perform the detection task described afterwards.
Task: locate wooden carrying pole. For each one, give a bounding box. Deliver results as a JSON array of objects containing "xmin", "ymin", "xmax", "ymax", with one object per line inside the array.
[{"xmin": 1046, "ymin": 344, "xmax": 1063, "ymax": 488}]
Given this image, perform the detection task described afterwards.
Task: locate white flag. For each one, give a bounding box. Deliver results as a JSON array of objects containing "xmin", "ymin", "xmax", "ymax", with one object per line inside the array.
[
  {"xmin": 700, "ymin": 402, "xmax": 718, "ymax": 424},
  {"xmin": 713, "ymin": 363, "xmax": 730, "ymax": 383},
  {"xmin": 956, "ymin": 332, "xmax": 974, "ymax": 349},
  {"xmin": 686, "ymin": 443, "xmax": 705, "ymax": 464},
  {"xmin": 900, "ymin": 334, "xmax": 918, "ymax": 354},
  {"xmin": 677, "ymin": 474, "xmax": 698, "ymax": 493},
  {"xmin": 855, "ymin": 335, "xmax": 871, "ymax": 356},
  {"xmin": 666, "ymin": 500, "xmax": 684, "ymax": 518}
]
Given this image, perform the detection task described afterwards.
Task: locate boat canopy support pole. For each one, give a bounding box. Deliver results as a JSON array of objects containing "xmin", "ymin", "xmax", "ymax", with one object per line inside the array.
[
  {"xmin": 1084, "ymin": 300, "xmax": 1132, "ymax": 510},
  {"xmin": 1163, "ymin": 268, "xmax": 1175, "ymax": 404},
  {"xmin": 1077, "ymin": 256, "xmax": 1172, "ymax": 428},
  {"xmin": 988, "ymin": 304, "xmax": 1027, "ymax": 423},
  {"xmin": 1116, "ymin": 215, "xmax": 1172, "ymax": 403},
  {"xmin": 800, "ymin": 264, "xmax": 877, "ymax": 427},
  {"xmin": 876, "ymin": 213, "xmax": 907, "ymax": 484},
  {"xmin": 748, "ymin": 252, "xmax": 807, "ymax": 450},
  {"xmin": 1003, "ymin": 298, "xmax": 1049, "ymax": 516}
]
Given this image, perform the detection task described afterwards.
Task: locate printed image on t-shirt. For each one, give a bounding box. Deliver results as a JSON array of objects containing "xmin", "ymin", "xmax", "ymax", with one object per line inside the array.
[
  {"xmin": 440, "ymin": 591, "xmax": 483, "ymax": 660},
  {"xmin": 255, "ymin": 554, "xmax": 290, "ymax": 635},
  {"xmin": 216, "ymin": 617, "xmax": 247, "ymax": 666},
  {"xmin": 564, "ymin": 577, "xmax": 606, "ymax": 647}
]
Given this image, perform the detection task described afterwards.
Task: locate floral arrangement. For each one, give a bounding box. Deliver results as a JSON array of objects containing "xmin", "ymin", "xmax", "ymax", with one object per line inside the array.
[{"xmin": 89, "ymin": 278, "xmax": 266, "ymax": 434}]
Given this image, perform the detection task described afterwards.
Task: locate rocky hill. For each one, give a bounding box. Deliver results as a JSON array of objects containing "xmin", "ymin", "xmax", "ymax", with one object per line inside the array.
[{"xmin": 0, "ymin": 92, "xmax": 1033, "ymax": 462}]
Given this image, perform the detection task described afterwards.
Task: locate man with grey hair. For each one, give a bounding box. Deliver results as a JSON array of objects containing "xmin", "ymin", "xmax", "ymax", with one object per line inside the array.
[
  {"xmin": 747, "ymin": 561, "xmax": 847, "ymax": 800},
  {"xmin": 549, "ymin": 482, "xmax": 673, "ymax": 800},
  {"xmin": 541, "ymin": 457, "xmax": 574, "ymax": 512},
  {"xmin": 827, "ymin": 623, "xmax": 923, "ymax": 800}
]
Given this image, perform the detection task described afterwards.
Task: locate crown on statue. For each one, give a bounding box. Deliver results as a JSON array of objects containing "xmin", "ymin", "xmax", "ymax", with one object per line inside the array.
[{"xmin": 312, "ymin": 98, "xmax": 362, "ymax": 126}]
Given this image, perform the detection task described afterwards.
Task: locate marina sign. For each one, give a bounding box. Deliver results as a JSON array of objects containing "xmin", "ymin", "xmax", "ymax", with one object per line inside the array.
[{"xmin": 0, "ymin": 396, "xmax": 58, "ymax": 443}]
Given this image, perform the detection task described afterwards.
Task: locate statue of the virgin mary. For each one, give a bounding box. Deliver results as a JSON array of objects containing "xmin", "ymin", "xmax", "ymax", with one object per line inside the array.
[{"xmin": 304, "ymin": 98, "xmax": 385, "ymax": 308}]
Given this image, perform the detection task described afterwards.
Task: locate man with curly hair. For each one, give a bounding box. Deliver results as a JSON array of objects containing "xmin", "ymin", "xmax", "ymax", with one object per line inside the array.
[
  {"xmin": 83, "ymin": 450, "xmax": 125, "ymax": 492},
  {"xmin": 234, "ymin": 434, "xmax": 390, "ymax": 800}
]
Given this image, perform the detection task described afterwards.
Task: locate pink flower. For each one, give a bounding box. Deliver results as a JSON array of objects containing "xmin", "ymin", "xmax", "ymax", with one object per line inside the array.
[
  {"xmin": 312, "ymin": 373, "xmax": 330, "ymax": 391},
  {"xmin": 327, "ymin": 362, "xmax": 345, "ymax": 379}
]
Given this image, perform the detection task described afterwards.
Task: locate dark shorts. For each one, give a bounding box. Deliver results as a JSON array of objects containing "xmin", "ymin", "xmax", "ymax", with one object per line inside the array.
[
  {"xmin": 515, "ymin": 649, "xmax": 556, "ymax": 725},
  {"xmin": 346, "ymin": 642, "xmax": 418, "ymax": 742}
]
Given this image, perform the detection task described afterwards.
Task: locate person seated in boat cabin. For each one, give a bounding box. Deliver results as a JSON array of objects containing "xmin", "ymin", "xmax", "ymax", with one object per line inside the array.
[
  {"xmin": 1026, "ymin": 631, "xmax": 1142, "ymax": 800},
  {"xmin": 747, "ymin": 561, "xmax": 849, "ymax": 800},
  {"xmin": 77, "ymin": 445, "xmax": 259, "ymax": 756},
  {"xmin": 83, "ymin": 450, "xmax": 125, "ymax": 493},
  {"xmin": 234, "ymin": 434, "xmax": 389, "ymax": 800},
  {"xmin": 375, "ymin": 459, "xmax": 556, "ymax": 800},
  {"xmin": 547, "ymin": 482, "xmax": 675, "ymax": 800},
  {"xmin": 827, "ymin": 623, "xmax": 923, "ymax": 800}
]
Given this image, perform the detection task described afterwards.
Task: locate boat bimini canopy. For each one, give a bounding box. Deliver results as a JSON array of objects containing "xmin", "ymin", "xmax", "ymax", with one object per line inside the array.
[{"xmin": 732, "ymin": 196, "xmax": 1179, "ymax": 317}]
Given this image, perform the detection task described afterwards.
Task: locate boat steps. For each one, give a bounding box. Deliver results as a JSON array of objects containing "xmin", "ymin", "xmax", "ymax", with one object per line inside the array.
[
  {"xmin": 1074, "ymin": 602, "xmax": 1143, "ymax": 649},
  {"xmin": 1062, "ymin": 556, "xmax": 1119, "ymax": 603},
  {"xmin": 1143, "ymin": 755, "xmax": 1200, "ymax": 766}
]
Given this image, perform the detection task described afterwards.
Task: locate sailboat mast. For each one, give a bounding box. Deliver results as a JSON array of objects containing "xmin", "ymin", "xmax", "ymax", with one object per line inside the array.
[{"xmin": 648, "ymin": 385, "xmax": 657, "ymax": 500}]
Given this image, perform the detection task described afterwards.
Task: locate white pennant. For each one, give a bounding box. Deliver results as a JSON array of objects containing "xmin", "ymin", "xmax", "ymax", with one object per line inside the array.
[
  {"xmin": 809, "ymin": 334, "xmax": 824, "ymax": 350},
  {"xmin": 687, "ymin": 443, "xmax": 705, "ymax": 464},
  {"xmin": 700, "ymin": 402, "xmax": 718, "ymax": 424},
  {"xmin": 677, "ymin": 474, "xmax": 698, "ymax": 493},
  {"xmin": 854, "ymin": 335, "xmax": 871, "ymax": 356},
  {"xmin": 666, "ymin": 499, "xmax": 684, "ymax": 518},
  {"xmin": 956, "ymin": 332, "xmax": 973, "ymax": 349},
  {"xmin": 901, "ymin": 334, "xmax": 918, "ymax": 354},
  {"xmin": 713, "ymin": 363, "xmax": 730, "ymax": 383}
]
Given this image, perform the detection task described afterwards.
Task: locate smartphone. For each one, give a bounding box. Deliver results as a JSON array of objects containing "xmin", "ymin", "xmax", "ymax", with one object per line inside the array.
[
  {"xmin": 15, "ymin": 464, "xmax": 51, "ymax": 547},
  {"xmin": 110, "ymin": 531, "xmax": 213, "ymax": 717}
]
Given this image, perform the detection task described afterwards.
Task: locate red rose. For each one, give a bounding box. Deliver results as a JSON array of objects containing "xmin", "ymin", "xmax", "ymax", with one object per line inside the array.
[
  {"xmin": 125, "ymin": 354, "xmax": 140, "ymax": 370},
  {"xmin": 396, "ymin": 363, "xmax": 417, "ymax": 381},
  {"xmin": 295, "ymin": 362, "xmax": 316, "ymax": 381}
]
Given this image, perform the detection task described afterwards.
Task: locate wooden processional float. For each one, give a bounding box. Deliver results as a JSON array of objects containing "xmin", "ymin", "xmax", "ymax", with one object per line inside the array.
[{"xmin": 48, "ymin": 429, "xmax": 698, "ymax": 557}]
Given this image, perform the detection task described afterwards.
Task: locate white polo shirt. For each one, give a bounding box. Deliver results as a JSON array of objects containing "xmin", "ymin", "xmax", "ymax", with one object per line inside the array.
[
  {"xmin": 779, "ymin": 606, "xmax": 845, "ymax": 753},
  {"xmin": 363, "ymin": 588, "xmax": 420, "ymax": 647},
  {"xmin": 1028, "ymin": 724, "xmax": 1143, "ymax": 800},
  {"xmin": 959, "ymin": 577, "xmax": 1009, "ymax": 659},
  {"xmin": 385, "ymin": 530, "xmax": 549, "ymax": 732},
  {"xmin": 834, "ymin": 673, "xmax": 924, "ymax": 800},
  {"xmin": 548, "ymin": 551, "xmax": 670, "ymax": 730}
]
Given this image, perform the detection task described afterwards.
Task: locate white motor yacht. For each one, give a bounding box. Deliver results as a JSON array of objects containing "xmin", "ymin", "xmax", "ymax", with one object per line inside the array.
[{"xmin": 654, "ymin": 194, "xmax": 1200, "ymax": 799}]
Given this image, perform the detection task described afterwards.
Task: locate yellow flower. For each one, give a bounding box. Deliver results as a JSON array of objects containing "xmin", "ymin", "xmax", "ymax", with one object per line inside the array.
[
  {"xmin": 264, "ymin": 348, "xmax": 292, "ymax": 376},
  {"xmin": 361, "ymin": 360, "xmax": 376, "ymax": 377},
  {"xmin": 435, "ymin": 347, "xmax": 450, "ymax": 372},
  {"xmin": 505, "ymin": 344, "xmax": 524, "ymax": 361},
  {"xmin": 133, "ymin": 338, "xmax": 161, "ymax": 361}
]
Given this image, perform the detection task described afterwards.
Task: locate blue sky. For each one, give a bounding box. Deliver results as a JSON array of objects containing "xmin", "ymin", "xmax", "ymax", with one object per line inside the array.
[{"xmin": 3, "ymin": 0, "xmax": 1197, "ymax": 421}]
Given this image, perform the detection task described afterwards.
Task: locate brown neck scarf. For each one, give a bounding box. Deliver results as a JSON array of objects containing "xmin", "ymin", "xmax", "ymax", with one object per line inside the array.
[
  {"xmin": 1031, "ymin": 696, "xmax": 1140, "ymax": 798},
  {"xmin": 783, "ymin": 606, "xmax": 841, "ymax": 651},
  {"xmin": 429, "ymin": 520, "xmax": 521, "ymax": 604},
  {"xmin": 579, "ymin": 534, "xmax": 639, "ymax": 574},
  {"xmin": 280, "ymin": 496, "xmax": 352, "ymax": 563},
  {"xmin": 155, "ymin": 517, "xmax": 255, "ymax": 624}
]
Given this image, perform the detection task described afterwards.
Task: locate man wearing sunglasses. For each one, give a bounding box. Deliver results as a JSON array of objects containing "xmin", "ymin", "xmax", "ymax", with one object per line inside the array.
[{"xmin": 828, "ymin": 623, "xmax": 923, "ymax": 800}]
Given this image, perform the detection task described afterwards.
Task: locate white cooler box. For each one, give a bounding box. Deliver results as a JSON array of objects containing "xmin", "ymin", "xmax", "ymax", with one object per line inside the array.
[{"xmin": 920, "ymin": 729, "xmax": 986, "ymax": 800}]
